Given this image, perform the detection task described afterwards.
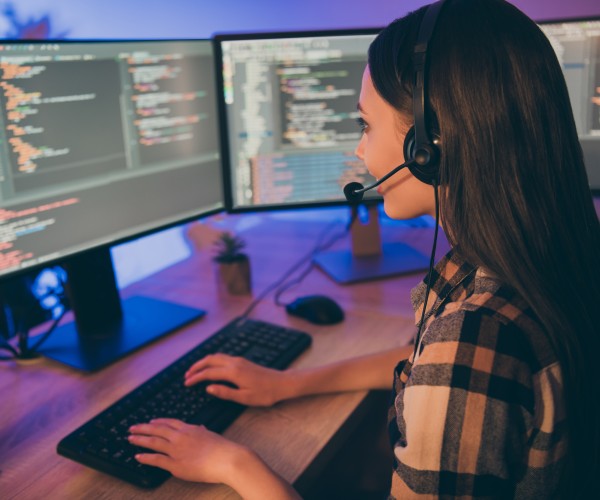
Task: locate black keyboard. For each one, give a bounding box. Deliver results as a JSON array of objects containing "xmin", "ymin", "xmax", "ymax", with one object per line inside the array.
[{"xmin": 57, "ymin": 317, "xmax": 312, "ymax": 488}]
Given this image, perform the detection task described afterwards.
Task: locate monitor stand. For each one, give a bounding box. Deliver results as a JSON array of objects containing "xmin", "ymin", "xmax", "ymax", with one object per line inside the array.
[
  {"xmin": 313, "ymin": 205, "xmax": 430, "ymax": 284},
  {"xmin": 37, "ymin": 247, "xmax": 205, "ymax": 371}
]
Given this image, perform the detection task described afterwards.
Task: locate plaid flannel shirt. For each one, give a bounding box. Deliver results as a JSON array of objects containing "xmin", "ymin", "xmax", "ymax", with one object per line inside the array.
[{"xmin": 388, "ymin": 248, "xmax": 566, "ymax": 499}]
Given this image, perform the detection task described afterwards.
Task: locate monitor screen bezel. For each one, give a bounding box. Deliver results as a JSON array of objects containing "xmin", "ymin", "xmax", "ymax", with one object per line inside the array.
[
  {"xmin": 535, "ymin": 15, "xmax": 600, "ymax": 26},
  {"xmin": 0, "ymin": 38, "xmax": 226, "ymax": 281},
  {"xmin": 213, "ymin": 28, "xmax": 382, "ymax": 214}
]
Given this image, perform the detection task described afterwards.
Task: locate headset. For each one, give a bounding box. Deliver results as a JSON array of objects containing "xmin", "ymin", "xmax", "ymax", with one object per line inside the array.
[
  {"xmin": 405, "ymin": 0, "xmax": 446, "ymax": 185},
  {"xmin": 343, "ymin": 0, "xmax": 448, "ymax": 359},
  {"xmin": 344, "ymin": 0, "xmax": 447, "ymax": 202}
]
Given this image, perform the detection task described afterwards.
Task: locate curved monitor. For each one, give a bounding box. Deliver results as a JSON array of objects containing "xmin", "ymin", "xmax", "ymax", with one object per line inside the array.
[
  {"xmin": 0, "ymin": 39, "xmax": 223, "ymax": 276},
  {"xmin": 0, "ymin": 39, "xmax": 224, "ymax": 369},
  {"xmin": 214, "ymin": 29, "xmax": 381, "ymax": 212}
]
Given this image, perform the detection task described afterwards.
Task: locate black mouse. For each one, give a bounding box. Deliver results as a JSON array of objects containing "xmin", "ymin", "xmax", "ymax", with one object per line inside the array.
[{"xmin": 285, "ymin": 295, "xmax": 344, "ymax": 325}]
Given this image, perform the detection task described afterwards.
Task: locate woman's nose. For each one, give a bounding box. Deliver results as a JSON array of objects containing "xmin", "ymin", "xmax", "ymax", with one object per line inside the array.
[{"xmin": 355, "ymin": 134, "xmax": 365, "ymax": 160}]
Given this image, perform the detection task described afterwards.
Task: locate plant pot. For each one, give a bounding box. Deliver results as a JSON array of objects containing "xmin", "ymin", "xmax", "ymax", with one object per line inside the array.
[{"xmin": 217, "ymin": 257, "xmax": 252, "ymax": 295}]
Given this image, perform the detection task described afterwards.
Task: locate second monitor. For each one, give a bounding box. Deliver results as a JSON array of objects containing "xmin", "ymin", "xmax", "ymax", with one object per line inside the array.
[{"xmin": 215, "ymin": 29, "xmax": 430, "ymax": 283}]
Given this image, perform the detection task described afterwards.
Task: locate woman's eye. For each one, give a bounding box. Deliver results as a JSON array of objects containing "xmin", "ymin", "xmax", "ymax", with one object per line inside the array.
[{"xmin": 356, "ymin": 117, "xmax": 368, "ymax": 132}]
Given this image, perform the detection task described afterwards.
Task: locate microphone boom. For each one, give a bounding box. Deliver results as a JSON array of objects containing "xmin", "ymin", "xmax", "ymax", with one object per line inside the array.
[{"xmin": 342, "ymin": 159, "xmax": 414, "ymax": 203}]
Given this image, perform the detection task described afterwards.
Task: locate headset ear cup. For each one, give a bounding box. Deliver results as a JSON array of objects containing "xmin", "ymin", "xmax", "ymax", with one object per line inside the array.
[
  {"xmin": 403, "ymin": 126, "xmax": 416, "ymax": 161},
  {"xmin": 406, "ymin": 132, "xmax": 441, "ymax": 186}
]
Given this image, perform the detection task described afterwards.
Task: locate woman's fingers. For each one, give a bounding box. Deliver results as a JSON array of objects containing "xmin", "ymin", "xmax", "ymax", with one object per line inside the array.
[
  {"xmin": 129, "ymin": 420, "xmax": 192, "ymax": 453},
  {"xmin": 184, "ymin": 366, "xmax": 237, "ymax": 387},
  {"xmin": 129, "ymin": 422, "xmax": 177, "ymax": 440},
  {"xmin": 128, "ymin": 434, "xmax": 171, "ymax": 453},
  {"xmin": 129, "ymin": 419, "xmax": 187, "ymax": 445},
  {"xmin": 206, "ymin": 383, "xmax": 244, "ymax": 403},
  {"xmin": 186, "ymin": 353, "xmax": 235, "ymax": 377},
  {"xmin": 132, "ymin": 423, "xmax": 248, "ymax": 485},
  {"xmin": 149, "ymin": 418, "xmax": 187, "ymax": 430},
  {"xmin": 135, "ymin": 452, "xmax": 174, "ymax": 471},
  {"xmin": 184, "ymin": 355, "xmax": 281, "ymax": 407}
]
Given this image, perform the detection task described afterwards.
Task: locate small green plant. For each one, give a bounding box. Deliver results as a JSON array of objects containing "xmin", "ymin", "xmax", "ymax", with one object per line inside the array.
[{"xmin": 213, "ymin": 231, "xmax": 247, "ymax": 263}]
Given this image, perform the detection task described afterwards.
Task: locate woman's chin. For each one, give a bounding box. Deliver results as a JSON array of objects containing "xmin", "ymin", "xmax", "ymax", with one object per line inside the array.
[{"xmin": 382, "ymin": 201, "xmax": 424, "ymax": 221}]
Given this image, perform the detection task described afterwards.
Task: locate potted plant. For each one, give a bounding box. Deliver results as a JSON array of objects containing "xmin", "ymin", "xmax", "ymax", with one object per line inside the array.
[{"xmin": 213, "ymin": 231, "xmax": 251, "ymax": 295}]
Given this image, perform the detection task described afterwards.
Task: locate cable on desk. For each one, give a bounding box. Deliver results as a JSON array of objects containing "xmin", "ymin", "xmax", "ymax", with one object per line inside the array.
[
  {"xmin": 239, "ymin": 209, "xmax": 358, "ymax": 320},
  {"xmin": 272, "ymin": 215, "xmax": 354, "ymax": 307}
]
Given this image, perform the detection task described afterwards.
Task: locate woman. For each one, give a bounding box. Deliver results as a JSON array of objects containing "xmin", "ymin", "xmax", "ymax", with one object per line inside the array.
[{"xmin": 128, "ymin": 0, "xmax": 600, "ymax": 497}]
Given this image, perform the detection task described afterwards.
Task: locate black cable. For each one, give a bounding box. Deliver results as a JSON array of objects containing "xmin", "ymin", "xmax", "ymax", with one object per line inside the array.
[
  {"xmin": 413, "ymin": 179, "xmax": 440, "ymax": 361},
  {"xmin": 273, "ymin": 262, "xmax": 316, "ymax": 307},
  {"xmin": 239, "ymin": 208, "xmax": 359, "ymax": 320},
  {"xmin": 0, "ymin": 279, "xmax": 68, "ymax": 361},
  {"xmin": 273, "ymin": 208, "xmax": 359, "ymax": 307}
]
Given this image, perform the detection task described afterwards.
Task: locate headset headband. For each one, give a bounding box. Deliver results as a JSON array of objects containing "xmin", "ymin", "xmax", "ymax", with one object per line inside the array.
[{"xmin": 412, "ymin": 0, "xmax": 447, "ymax": 164}]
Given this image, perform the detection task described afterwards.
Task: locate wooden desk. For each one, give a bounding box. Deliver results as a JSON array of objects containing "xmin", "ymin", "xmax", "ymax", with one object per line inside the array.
[{"xmin": 0, "ymin": 211, "xmax": 446, "ymax": 499}]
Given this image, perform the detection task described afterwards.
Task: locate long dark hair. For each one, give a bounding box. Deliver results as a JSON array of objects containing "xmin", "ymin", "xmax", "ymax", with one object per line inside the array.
[{"xmin": 368, "ymin": 0, "xmax": 600, "ymax": 496}]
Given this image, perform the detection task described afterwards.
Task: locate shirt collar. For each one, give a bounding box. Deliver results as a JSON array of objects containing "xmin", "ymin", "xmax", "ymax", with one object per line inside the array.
[{"xmin": 410, "ymin": 247, "xmax": 478, "ymax": 327}]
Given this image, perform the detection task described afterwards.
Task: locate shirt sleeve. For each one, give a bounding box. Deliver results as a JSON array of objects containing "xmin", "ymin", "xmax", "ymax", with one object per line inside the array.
[{"xmin": 389, "ymin": 308, "xmax": 535, "ymax": 499}]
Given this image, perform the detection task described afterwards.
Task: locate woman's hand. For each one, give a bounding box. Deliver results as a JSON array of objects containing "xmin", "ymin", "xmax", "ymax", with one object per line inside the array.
[
  {"xmin": 129, "ymin": 418, "xmax": 247, "ymax": 484},
  {"xmin": 184, "ymin": 354, "xmax": 293, "ymax": 406},
  {"xmin": 129, "ymin": 418, "xmax": 301, "ymax": 499}
]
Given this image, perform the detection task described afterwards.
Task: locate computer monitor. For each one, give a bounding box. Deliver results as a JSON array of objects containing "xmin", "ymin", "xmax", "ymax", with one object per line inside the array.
[
  {"xmin": 0, "ymin": 39, "xmax": 224, "ymax": 370},
  {"xmin": 539, "ymin": 17, "xmax": 600, "ymax": 192},
  {"xmin": 214, "ymin": 30, "xmax": 430, "ymax": 283}
]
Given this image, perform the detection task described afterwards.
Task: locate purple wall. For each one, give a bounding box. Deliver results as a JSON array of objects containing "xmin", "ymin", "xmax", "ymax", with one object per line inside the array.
[{"xmin": 1, "ymin": 0, "xmax": 599, "ymax": 40}]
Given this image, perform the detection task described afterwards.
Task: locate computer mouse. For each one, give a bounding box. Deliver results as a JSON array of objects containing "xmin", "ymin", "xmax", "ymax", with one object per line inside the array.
[{"xmin": 285, "ymin": 295, "xmax": 345, "ymax": 325}]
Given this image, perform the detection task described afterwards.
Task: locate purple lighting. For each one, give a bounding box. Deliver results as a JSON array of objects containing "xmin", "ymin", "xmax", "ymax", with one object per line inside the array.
[{"xmin": 1, "ymin": 1, "xmax": 599, "ymax": 41}]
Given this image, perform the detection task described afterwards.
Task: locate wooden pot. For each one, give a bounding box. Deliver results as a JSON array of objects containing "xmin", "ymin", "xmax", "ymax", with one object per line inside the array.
[{"xmin": 217, "ymin": 256, "xmax": 252, "ymax": 295}]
